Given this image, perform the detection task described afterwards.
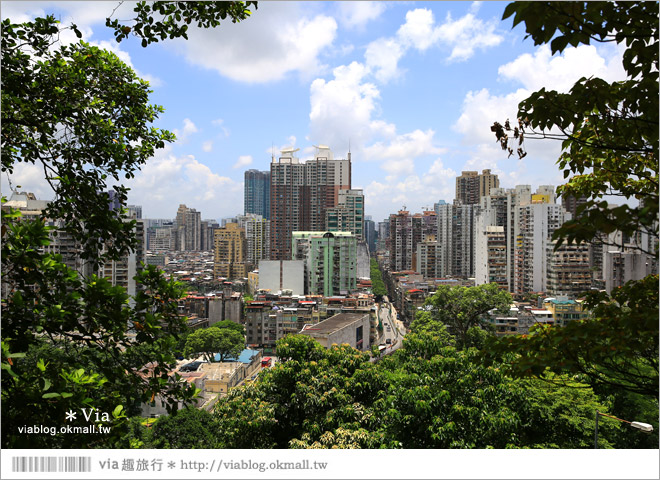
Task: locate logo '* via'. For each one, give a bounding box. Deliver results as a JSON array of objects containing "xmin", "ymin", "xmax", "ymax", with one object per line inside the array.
[{"xmin": 65, "ymin": 410, "xmax": 77, "ymax": 421}]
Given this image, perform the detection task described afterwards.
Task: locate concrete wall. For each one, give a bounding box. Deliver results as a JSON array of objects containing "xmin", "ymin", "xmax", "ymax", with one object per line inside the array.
[{"xmin": 258, "ymin": 260, "xmax": 305, "ymax": 295}]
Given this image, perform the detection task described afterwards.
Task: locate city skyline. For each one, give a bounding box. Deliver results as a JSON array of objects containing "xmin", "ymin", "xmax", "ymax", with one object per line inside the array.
[{"xmin": 1, "ymin": 1, "xmax": 628, "ymax": 221}]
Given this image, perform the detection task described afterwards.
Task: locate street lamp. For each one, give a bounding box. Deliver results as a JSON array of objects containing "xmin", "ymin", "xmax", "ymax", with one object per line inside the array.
[{"xmin": 595, "ymin": 410, "xmax": 654, "ymax": 448}]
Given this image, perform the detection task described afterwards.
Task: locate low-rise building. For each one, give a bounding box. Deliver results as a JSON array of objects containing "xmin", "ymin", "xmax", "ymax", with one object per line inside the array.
[
  {"xmin": 300, "ymin": 312, "xmax": 371, "ymax": 351},
  {"xmin": 543, "ymin": 296, "xmax": 588, "ymax": 327}
]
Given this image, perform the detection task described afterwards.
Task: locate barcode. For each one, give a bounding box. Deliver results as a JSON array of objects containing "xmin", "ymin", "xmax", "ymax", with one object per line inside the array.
[{"xmin": 11, "ymin": 456, "xmax": 91, "ymax": 473}]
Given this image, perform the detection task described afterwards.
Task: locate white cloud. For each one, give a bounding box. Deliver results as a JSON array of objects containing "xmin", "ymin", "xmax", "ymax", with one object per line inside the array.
[
  {"xmin": 126, "ymin": 145, "xmax": 241, "ymax": 218},
  {"xmin": 364, "ymin": 157, "xmax": 456, "ymax": 215},
  {"xmin": 452, "ymin": 42, "xmax": 627, "ymax": 193},
  {"xmin": 364, "ymin": 129, "xmax": 445, "ymax": 175},
  {"xmin": 1, "ymin": 162, "xmax": 54, "ymax": 201},
  {"xmin": 211, "ymin": 119, "xmax": 230, "ymax": 137},
  {"xmin": 397, "ymin": 8, "xmax": 439, "ymax": 51},
  {"xmin": 435, "ymin": 10, "xmax": 503, "ymax": 62},
  {"xmin": 169, "ymin": 2, "xmax": 337, "ymax": 83},
  {"xmin": 309, "ymin": 62, "xmax": 380, "ymax": 149},
  {"xmin": 173, "ymin": 118, "xmax": 198, "ymax": 144},
  {"xmin": 202, "ymin": 140, "xmax": 213, "ymax": 153},
  {"xmin": 365, "ymin": 37, "xmax": 406, "ymax": 83},
  {"xmin": 233, "ymin": 155, "xmax": 253, "ymax": 170},
  {"xmin": 498, "ymin": 44, "xmax": 627, "ymax": 92},
  {"xmin": 337, "ymin": 1, "xmax": 387, "ymax": 29}
]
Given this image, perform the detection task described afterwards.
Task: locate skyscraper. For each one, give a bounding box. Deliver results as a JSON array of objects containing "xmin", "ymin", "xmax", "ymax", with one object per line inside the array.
[
  {"xmin": 269, "ymin": 146, "xmax": 351, "ymax": 260},
  {"xmin": 436, "ymin": 202, "xmax": 477, "ymax": 278},
  {"xmin": 175, "ymin": 204, "xmax": 201, "ymax": 251},
  {"xmin": 292, "ymin": 231, "xmax": 357, "ymax": 296},
  {"xmin": 456, "ymin": 169, "xmax": 500, "ymax": 205},
  {"xmin": 213, "ymin": 223, "xmax": 247, "ymax": 279},
  {"xmin": 244, "ymin": 169, "xmax": 270, "ymax": 220},
  {"xmin": 326, "ymin": 189, "xmax": 364, "ymax": 241}
]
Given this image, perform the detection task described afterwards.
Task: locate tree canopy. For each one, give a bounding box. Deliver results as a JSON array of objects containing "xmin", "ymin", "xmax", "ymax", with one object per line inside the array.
[
  {"xmin": 491, "ymin": 1, "xmax": 658, "ymax": 251},
  {"xmin": 184, "ymin": 325, "xmax": 244, "ymax": 362},
  {"xmin": 487, "ymin": 1, "xmax": 658, "ymax": 401},
  {"xmin": 1, "ymin": 4, "xmax": 256, "ymax": 448},
  {"xmin": 412, "ymin": 283, "xmax": 511, "ymax": 349}
]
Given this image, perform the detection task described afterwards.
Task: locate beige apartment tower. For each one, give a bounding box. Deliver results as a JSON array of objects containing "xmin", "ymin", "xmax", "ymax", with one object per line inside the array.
[{"xmin": 214, "ymin": 223, "xmax": 247, "ymax": 279}]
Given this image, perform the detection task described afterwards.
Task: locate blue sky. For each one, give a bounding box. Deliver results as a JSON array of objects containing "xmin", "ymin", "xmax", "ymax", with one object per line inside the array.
[{"xmin": 1, "ymin": 1, "xmax": 627, "ymax": 222}]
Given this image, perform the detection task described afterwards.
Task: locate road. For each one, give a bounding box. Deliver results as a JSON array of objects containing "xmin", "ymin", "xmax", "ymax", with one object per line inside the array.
[{"xmin": 372, "ymin": 300, "xmax": 406, "ymax": 360}]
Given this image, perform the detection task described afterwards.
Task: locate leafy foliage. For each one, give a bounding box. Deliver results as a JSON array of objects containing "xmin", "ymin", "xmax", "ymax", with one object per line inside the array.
[
  {"xmin": 184, "ymin": 325, "xmax": 244, "ymax": 362},
  {"xmin": 106, "ymin": 1, "xmax": 257, "ymax": 47},
  {"xmin": 487, "ymin": 1, "xmax": 659, "ymax": 402},
  {"xmin": 1, "ymin": 6, "xmax": 256, "ymax": 447},
  {"xmin": 2, "ymin": 16, "xmax": 174, "ymax": 264},
  {"xmin": 412, "ymin": 283, "xmax": 511, "ymax": 349},
  {"xmin": 369, "ymin": 259, "xmax": 387, "ymax": 298},
  {"xmin": 148, "ymin": 407, "xmax": 218, "ymax": 448},
  {"xmin": 1, "ymin": 208, "xmax": 195, "ymax": 448},
  {"xmin": 483, "ymin": 275, "xmax": 658, "ymax": 398},
  {"xmin": 491, "ymin": 1, "xmax": 658, "ymax": 252},
  {"xmin": 207, "ymin": 334, "xmax": 612, "ymax": 449}
]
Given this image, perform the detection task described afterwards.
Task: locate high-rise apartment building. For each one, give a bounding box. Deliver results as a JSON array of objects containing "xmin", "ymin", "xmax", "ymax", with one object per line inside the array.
[
  {"xmin": 512, "ymin": 200, "xmax": 567, "ymax": 294},
  {"xmin": 474, "ymin": 225, "xmax": 507, "ymax": 288},
  {"xmin": 546, "ymin": 241, "xmax": 592, "ymax": 298},
  {"xmin": 364, "ymin": 216, "xmax": 377, "ymax": 254},
  {"xmin": 175, "ymin": 204, "xmax": 202, "ymax": 251},
  {"xmin": 270, "ymin": 146, "xmax": 351, "ymax": 260},
  {"xmin": 436, "ymin": 202, "xmax": 477, "ymax": 278},
  {"xmin": 387, "ymin": 209, "xmax": 437, "ymax": 272},
  {"xmin": 244, "ymin": 215, "xmax": 270, "ymax": 267},
  {"xmin": 213, "ymin": 223, "xmax": 247, "ymax": 279},
  {"xmin": 387, "ymin": 210, "xmax": 413, "ymax": 272},
  {"xmin": 244, "ymin": 169, "xmax": 270, "ymax": 220},
  {"xmin": 292, "ymin": 231, "xmax": 357, "ymax": 296},
  {"xmin": 456, "ymin": 169, "xmax": 500, "ymax": 205},
  {"xmin": 326, "ymin": 189, "xmax": 364, "ymax": 241}
]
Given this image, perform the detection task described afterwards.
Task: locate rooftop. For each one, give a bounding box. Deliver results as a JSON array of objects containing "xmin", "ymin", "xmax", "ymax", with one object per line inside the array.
[{"xmin": 301, "ymin": 313, "xmax": 368, "ymax": 336}]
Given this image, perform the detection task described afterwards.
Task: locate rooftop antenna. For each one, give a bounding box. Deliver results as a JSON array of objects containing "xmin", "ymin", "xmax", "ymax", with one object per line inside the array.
[
  {"xmin": 348, "ymin": 138, "xmax": 351, "ymax": 161},
  {"xmin": 271, "ymin": 142, "xmax": 274, "ymax": 162}
]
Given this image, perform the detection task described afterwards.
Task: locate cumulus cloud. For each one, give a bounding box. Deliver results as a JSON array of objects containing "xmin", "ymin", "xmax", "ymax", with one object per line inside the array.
[
  {"xmin": 364, "ymin": 129, "xmax": 446, "ymax": 175},
  {"xmin": 365, "ymin": 37, "xmax": 406, "ymax": 83},
  {"xmin": 233, "ymin": 155, "xmax": 253, "ymax": 169},
  {"xmin": 498, "ymin": 44, "xmax": 627, "ymax": 92},
  {"xmin": 452, "ymin": 42, "xmax": 627, "ymax": 192},
  {"xmin": 337, "ymin": 1, "xmax": 387, "ymax": 29},
  {"xmin": 309, "ymin": 62, "xmax": 380, "ymax": 149},
  {"xmin": 126, "ymin": 145, "xmax": 241, "ymax": 218},
  {"xmin": 363, "ymin": 5, "xmax": 504, "ymax": 85},
  {"xmin": 364, "ymin": 157, "xmax": 456, "ymax": 217},
  {"xmin": 202, "ymin": 140, "xmax": 213, "ymax": 153},
  {"xmin": 168, "ymin": 2, "xmax": 337, "ymax": 83},
  {"xmin": 1, "ymin": 163, "xmax": 54, "ymax": 201},
  {"xmin": 173, "ymin": 118, "xmax": 198, "ymax": 144}
]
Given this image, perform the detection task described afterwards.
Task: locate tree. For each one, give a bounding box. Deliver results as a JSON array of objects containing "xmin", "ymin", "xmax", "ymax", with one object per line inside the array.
[
  {"xmin": 149, "ymin": 407, "xmax": 218, "ymax": 449},
  {"xmin": 413, "ymin": 283, "xmax": 511, "ymax": 349},
  {"xmin": 211, "ymin": 319, "xmax": 246, "ymax": 336},
  {"xmin": 209, "ymin": 333, "xmax": 615, "ymax": 449},
  {"xmin": 369, "ymin": 259, "xmax": 387, "ymax": 298},
  {"xmin": 106, "ymin": 1, "xmax": 256, "ymax": 47},
  {"xmin": 184, "ymin": 327, "xmax": 244, "ymax": 362},
  {"xmin": 484, "ymin": 274, "xmax": 658, "ymax": 398},
  {"xmin": 1, "ymin": 4, "xmax": 256, "ymax": 448},
  {"xmin": 1, "ymin": 209, "xmax": 196, "ymax": 447},
  {"xmin": 491, "ymin": 1, "xmax": 658, "ymax": 251},
  {"xmin": 487, "ymin": 1, "xmax": 658, "ymax": 399}
]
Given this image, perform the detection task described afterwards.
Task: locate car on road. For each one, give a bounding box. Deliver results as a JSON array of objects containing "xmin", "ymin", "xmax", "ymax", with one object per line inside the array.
[{"xmin": 386, "ymin": 339, "xmax": 392, "ymax": 344}]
